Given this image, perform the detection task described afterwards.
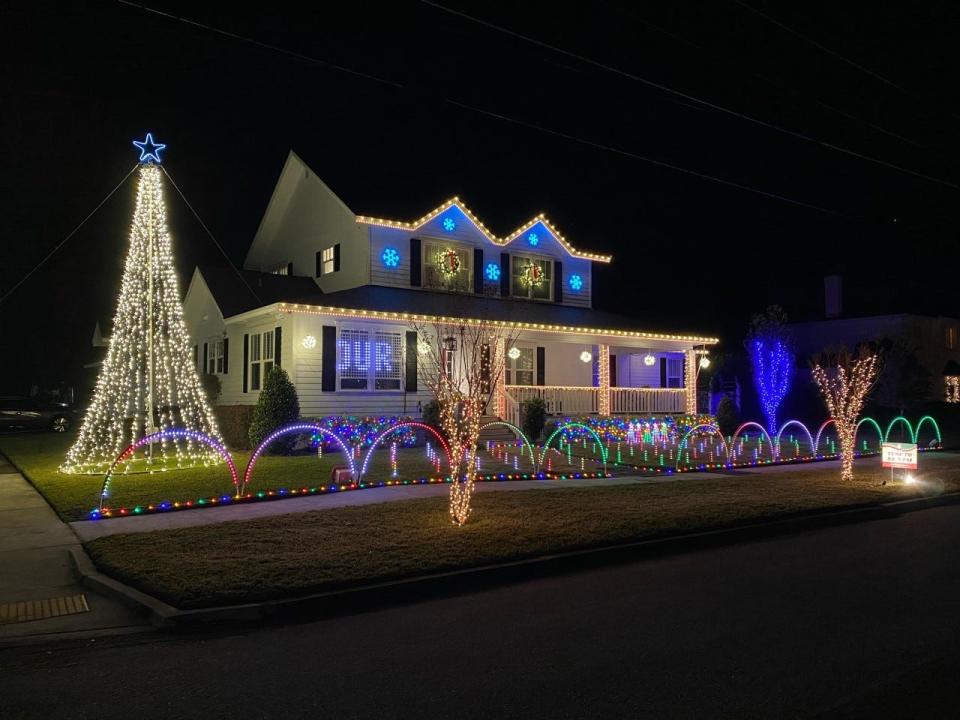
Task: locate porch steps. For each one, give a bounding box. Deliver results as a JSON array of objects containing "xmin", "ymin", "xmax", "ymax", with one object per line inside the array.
[{"xmin": 477, "ymin": 416, "xmax": 520, "ymax": 444}]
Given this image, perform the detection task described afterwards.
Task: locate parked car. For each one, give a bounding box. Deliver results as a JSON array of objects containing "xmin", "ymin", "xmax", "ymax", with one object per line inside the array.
[{"xmin": 0, "ymin": 397, "xmax": 75, "ymax": 433}]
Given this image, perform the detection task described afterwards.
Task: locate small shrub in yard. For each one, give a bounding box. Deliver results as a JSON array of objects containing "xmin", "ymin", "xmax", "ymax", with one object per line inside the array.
[
  {"xmin": 422, "ymin": 399, "xmax": 441, "ymax": 429},
  {"xmin": 200, "ymin": 373, "xmax": 222, "ymax": 404},
  {"xmin": 248, "ymin": 367, "xmax": 301, "ymax": 454},
  {"xmin": 523, "ymin": 397, "xmax": 547, "ymax": 442},
  {"xmin": 715, "ymin": 395, "xmax": 740, "ymax": 438},
  {"xmin": 215, "ymin": 405, "xmax": 256, "ymax": 450}
]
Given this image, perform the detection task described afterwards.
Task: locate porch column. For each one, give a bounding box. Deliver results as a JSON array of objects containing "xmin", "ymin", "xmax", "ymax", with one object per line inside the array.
[
  {"xmin": 684, "ymin": 349, "xmax": 697, "ymax": 415},
  {"xmin": 598, "ymin": 343, "xmax": 611, "ymax": 416},
  {"xmin": 494, "ymin": 337, "xmax": 506, "ymax": 418}
]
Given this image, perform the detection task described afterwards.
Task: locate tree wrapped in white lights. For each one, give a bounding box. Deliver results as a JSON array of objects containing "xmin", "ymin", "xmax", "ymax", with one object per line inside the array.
[
  {"xmin": 61, "ymin": 135, "xmax": 221, "ymax": 473},
  {"xmin": 811, "ymin": 346, "xmax": 880, "ymax": 481},
  {"xmin": 413, "ymin": 313, "xmax": 517, "ymax": 525}
]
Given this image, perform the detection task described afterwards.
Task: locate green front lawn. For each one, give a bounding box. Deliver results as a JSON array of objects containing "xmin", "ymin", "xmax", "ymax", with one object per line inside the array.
[{"xmin": 85, "ymin": 454, "xmax": 960, "ymax": 609}]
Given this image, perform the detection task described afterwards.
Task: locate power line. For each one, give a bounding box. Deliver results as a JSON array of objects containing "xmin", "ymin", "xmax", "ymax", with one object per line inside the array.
[
  {"xmin": 420, "ymin": 0, "xmax": 960, "ymax": 191},
  {"xmin": 160, "ymin": 166, "xmax": 262, "ymax": 305},
  {"xmin": 114, "ymin": 1, "xmax": 841, "ymax": 215},
  {"xmin": 0, "ymin": 164, "xmax": 138, "ymax": 307}
]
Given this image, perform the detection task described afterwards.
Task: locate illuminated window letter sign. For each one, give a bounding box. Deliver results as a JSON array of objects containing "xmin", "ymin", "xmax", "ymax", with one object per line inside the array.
[{"xmin": 881, "ymin": 442, "xmax": 918, "ymax": 470}]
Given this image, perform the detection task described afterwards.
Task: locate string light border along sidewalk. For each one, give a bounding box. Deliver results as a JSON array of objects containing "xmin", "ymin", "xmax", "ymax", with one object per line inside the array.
[
  {"xmin": 279, "ymin": 304, "xmax": 719, "ymax": 345},
  {"xmin": 356, "ymin": 197, "xmax": 614, "ymax": 263},
  {"xmin": 89, "ymin": 469, "xmax": 611, "ymax": 520}
]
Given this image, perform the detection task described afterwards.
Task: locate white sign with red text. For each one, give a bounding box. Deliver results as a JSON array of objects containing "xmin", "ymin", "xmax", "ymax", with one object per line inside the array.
[{"xmin": 882, "ymin": 442, "xmax": 918, "ymax": 470}]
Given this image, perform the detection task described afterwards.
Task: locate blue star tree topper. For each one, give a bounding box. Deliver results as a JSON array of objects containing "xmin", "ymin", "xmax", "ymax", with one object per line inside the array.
[{"xmin": 133, "ymin": 133, "xmax": 166, "ymax": 163}]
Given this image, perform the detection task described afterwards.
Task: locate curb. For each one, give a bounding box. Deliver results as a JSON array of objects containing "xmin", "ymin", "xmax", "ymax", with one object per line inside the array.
[{"xmin": 69, "ymin": 490, "xmax": 960, "ymax": 629}]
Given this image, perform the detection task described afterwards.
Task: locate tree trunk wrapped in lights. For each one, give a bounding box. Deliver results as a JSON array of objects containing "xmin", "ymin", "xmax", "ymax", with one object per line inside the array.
[
  {"xmin": 811, "ymin": 347, "xmax": 880, "ymax": 481},
  {"xmin": 413, "ymin": 314, "xmax": 517, "ymax": 525},
  {"xmin": 61, "ymin": 139, "xmax": 222, "ymax": 474}
]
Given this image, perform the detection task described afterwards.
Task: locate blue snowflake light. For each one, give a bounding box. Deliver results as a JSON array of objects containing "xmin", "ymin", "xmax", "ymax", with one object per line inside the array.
[
  {"xmin": 381, "ymin": 247, "xmax": 400, "ymax": 268},
  {"xmin": 527, "ymin": 232, "xmax": 539, "ymax": 246},
  {"xmin": 569, "ymin": 274, "xmax": 583, "ymax": 291},
  {"xmin": 484, "ymin": 262, "xmax": 501, "ymax": 281},
  {"xmin": 442, "ymin": 217, "xmax": 456, "ymax": 232}
]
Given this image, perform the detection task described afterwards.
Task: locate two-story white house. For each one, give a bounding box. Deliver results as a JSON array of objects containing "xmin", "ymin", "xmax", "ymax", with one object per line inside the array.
[{"xmin": 183, "ymin": 151, "xmax": 718, "ymax": 427}]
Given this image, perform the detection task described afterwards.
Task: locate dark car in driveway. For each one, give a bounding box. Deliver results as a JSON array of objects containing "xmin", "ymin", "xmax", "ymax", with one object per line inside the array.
[{"xmin": 0, "ymin": 397, "xmax": 75, "ymax": 433}]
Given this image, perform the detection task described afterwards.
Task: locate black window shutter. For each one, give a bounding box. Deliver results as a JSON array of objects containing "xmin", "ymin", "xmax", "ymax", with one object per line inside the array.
[
  {"xmin": 536, "ymin": 346, "xmax": 545, "ymax": 386},
  {"xmin": 193, "ymin": 345, "xmax": 198, "ymax": 371},
  {"xmin": 242, "ymin": 334, "xmax": 249, "ymax": 393},
  {"xmin": 333, "ymin": 243, "xmax": 341, "ymax": 272},
  {"xmin": 223, "ymin": 337, "xmax": 229, "ymax": 374},
  {"xmin": 473, "ymin": 248, "xmax": 483, "ymax": 294},
  {"xmin": 500, "ymin": 253, "xmax": 510, "ymax": 296},
  {"xmin": 321, "ymin": 325, "xmax": 337, "ymax": 392},
  {"xmin": 480, "ymin": 344, "xmax": 490, "ymax": 394},
  {"xmin": 286, "ymin": 262, "xmax": 293, "ymax": 276},
  {"xmin": 405, "ymin": 331, "xmax": 418, "ymax": 392},
  {"xmin": 274, "ymin": 326, "xmax": 282, "ymax": 368},
  {"xmin": 410, "ymin": 238, "xmax": 422, "ymax": 286},
  {"xmin": 203, "ymin": 343, "xmax": 208, "ymax": 374},
  {"xmin": 609, "ymin": 353, "xmax": 616, "ymax": 387},
  {"xmin": 553, "ymin": 261, "xmax": 563, "ymax": 303},
  {"xmin": 659, "ymin": 357, "xmax": 667, "ymax": 388},
  {"xmin": 315, "ymin": 250, "xmax": 322, "ymax": 278}
]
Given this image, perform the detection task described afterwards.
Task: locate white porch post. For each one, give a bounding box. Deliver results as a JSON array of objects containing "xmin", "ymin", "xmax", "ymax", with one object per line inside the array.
[
  {"xmin": 494, "ymin": 337, "xmax": 506, "ymax": 418},
  {"xmin": 598, "ymin": 343, "xmax": 611, "ymax": 416},
  {"xmin": 684, "ymin": 349, "xmax": 698, "ymax": 415}
]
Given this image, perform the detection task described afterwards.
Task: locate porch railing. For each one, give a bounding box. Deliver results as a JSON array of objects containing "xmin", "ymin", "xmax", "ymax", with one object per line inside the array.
[{"xmin": 504, "ymin": 385, "xmax": 687, "ymax": 416}]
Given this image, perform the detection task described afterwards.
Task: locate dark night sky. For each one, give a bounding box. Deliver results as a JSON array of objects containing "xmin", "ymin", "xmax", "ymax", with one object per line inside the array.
[{"xmin": 3, "ymin": 0, "xmax": 960, "ymax": 392}]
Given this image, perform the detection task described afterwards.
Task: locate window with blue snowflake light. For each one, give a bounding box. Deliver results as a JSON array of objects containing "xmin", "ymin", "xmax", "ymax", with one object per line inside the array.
[
  {"xmin": 484, "ymin": 263, "xmax": 501, "ymax": 282},
  {"xmin": 442, "ymin": 217, "xmax": 456, "ymax": 232},
  {"xmin": 381, "ymin": 247, "xmax": 400, "ymax": 268},
  {"xmin": 568, "ymin": 274, "xmax": 583, "ymax": 291},
  {"xmin": 527, "ymin": 232, "xmax": 539, "ymax": 246}
]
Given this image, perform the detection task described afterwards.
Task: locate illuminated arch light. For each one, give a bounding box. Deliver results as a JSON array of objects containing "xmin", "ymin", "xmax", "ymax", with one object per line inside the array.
[
  {"xmin": 484, "ymin": 262, "xmax": 501, "ymax": 282},
  {"xmin": 381, "ymin": 247, "xmax": 400, "ymax": 267},
  {"xmin": 814, "ymin": 419, "xmax": 837, "ymax": 455},
  {"xmin": 855, "ymin": 417, "xmax": 884, "ymax": 448},
  {"xmin": 884, "ymin": 416, "xmax": 915, "ymax": 443},
  {"xmin": 361, "ymin": 421, "xmax": 452, "ymax": 480},
  {"xmin": 568, "ymin": 274, "xmax": 583, "ymax": 291},
  {"xmin": 98, "ymin": 429, "xmax": 236, "ymax": 513},
  {"xmin": 914, "ymin": 415, "xmax": 942, "ymax": 445},
  {"xmin": 674, "ymin": 424, "xmax": 730, "ymax": 470},
  {"xmin": 774, "ymin": 420, "xmax": 814, "ymax": 459},
  {"xmin": 479, "ymin": 421, "xmax": 539, "ymax": 473},
  {"xmin": 540, "ymin": 422, "xmax": 608, "ymax": 472},
  {"xmin": 730, "ymin": 421, "xmax": 775, "ymax": 457},
  {"xmin": 242, "ymin": 423, "xmax": 355, "ymax": 495}
]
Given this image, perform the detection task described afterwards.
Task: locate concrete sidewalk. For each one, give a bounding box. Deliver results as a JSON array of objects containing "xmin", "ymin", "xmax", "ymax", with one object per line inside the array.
[{"xmin": 0, "ymin": 454, "xmax": 149, "ymax": 642}]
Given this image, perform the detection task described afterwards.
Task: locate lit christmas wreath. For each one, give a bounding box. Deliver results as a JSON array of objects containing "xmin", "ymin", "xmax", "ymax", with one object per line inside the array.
[
  {"xmin": 437, "ymin": 248, "xmax": 461, "ymax": 276},
  {"xmin": 522, "ymin": 262, "xmax": 545, "ymax": 287}
]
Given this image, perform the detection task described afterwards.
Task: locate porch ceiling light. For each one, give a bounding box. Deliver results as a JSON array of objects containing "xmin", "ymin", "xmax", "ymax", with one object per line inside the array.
[
  {"xmin": 643, "ymin": 352, "xmax": 656, "ymax": 366},
  {"xmin": 508, "ymin": 346, "xmax": 521, "ymax": 360},
  {"xmin": 580, "ymin": 351, "xmax": 592, "ymax": 363}
]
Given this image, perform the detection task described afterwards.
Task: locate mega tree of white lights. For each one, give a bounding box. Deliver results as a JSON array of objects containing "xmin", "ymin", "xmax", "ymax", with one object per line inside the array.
[
  {"xmin": 811, "ymin": 347, "xmax": 880, "ymax": 482},
  {"xmin": 61, "ymin": 135, "xmax": 222, "ymax": 474}
]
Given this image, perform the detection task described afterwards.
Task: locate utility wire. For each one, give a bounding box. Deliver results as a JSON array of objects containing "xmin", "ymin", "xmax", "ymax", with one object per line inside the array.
[
  {"xmin": 420, "ymin": 0, "xmax": 960, "ymax": 191},
  {"xmin": 0, "ymin": 164, "xmax": 138, "ymax": 306},
  {"xmin": 115, "ymin": 1, "xmax": 840, "ymax": 215},
  {"xmin": 160, "ymin": 166, "xmax": 262, "ymax": 305}
]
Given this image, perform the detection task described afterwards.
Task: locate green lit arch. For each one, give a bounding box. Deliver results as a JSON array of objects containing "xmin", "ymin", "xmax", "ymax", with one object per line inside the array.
[
  {"xmin": 913, "ymin": 415, "xmax": 942, "ymax": 445},
  {"xmin": 884, "ymin": 416, "xmax": 915, "ymax": 443},
  {"xmin": 855, "ymin": 417, "xmax": 884, "ymax": 448},
  {"xmin": 479, "ymin": 421, "xmax": 539, "ymax": 472},
  {"xmin": 675, "ymin": 424, "xmax": 730, "ymax": 470},
  {"xmin": 540, "ymin": 422, "xmax": 608, "ymax": 472}
]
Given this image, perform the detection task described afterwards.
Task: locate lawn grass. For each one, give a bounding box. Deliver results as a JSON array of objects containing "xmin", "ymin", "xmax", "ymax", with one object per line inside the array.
[{"xmin": 84, "ymin": 453, "xmax": 960, "ymax": 609}]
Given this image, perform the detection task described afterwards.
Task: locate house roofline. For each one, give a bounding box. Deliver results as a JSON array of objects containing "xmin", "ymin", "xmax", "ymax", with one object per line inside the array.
[
  {"xmin": 356, "ymin": 197, "xmax": 613, "ymax": 263},
  {"xmin": 278, "ymin": 302, "xmax": 717, "ymax": 344}
]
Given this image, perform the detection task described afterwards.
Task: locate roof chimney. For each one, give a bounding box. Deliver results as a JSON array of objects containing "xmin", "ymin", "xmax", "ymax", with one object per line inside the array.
[{"xmin": 824, "ymin": 275, "xmax": 842, "ymax": 319}]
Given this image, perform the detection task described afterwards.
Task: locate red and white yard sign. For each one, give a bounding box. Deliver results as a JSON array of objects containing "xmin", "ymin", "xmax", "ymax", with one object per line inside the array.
[{"xmin": 882, "ymin": 442, "xmax": 918, "ymax": 470}]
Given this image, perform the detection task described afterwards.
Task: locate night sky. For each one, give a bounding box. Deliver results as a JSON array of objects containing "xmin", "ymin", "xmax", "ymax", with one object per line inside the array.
[{"xmin": 4, "ymin": 1, "xmax": 960, "ymax": 392}]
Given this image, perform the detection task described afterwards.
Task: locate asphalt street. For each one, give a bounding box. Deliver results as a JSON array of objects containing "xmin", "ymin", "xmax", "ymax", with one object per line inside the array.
[{"xmin": 3, "ymin": 503, "xmax": 960, "ymax": 719}]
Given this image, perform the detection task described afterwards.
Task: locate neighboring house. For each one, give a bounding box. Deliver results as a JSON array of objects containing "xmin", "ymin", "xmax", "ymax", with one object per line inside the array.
[
  {"xmin": 789, "ymin": 313, "xmax": 960, "ymax": 404},
  {"xmin": 183, "ymin": 151, "xmax": 718, "ymax": 425}
]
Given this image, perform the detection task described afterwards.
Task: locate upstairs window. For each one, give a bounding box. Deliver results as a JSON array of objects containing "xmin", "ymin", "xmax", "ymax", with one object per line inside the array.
[
  {"xmin": 268, "ymin": 262, "xmax": 290, "ymax": 276},
  {"xmin": 948, "ymin": 326, "xmax": 956, "ymax": 350},
  {"xmin": 423, "ymin": 241, "xmax": 472, "ymax": 293},
  {"xmin": 511, "ymin": 255, "xmax": 552, "ymax": 301},
  {"xmin": 207, "ymin": 340, "xmax": 224, "ymax": 375},
  {"xmin": 319, "ymin": 244, "xmax": 339, "ymax": 276}
]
